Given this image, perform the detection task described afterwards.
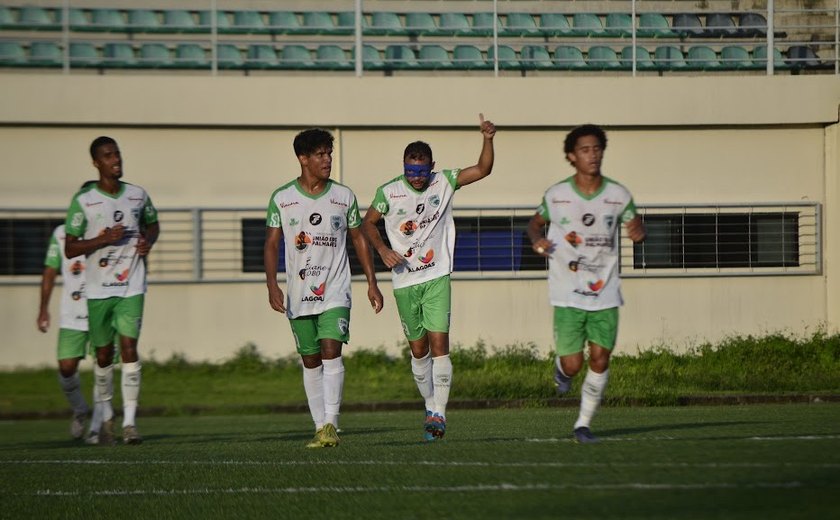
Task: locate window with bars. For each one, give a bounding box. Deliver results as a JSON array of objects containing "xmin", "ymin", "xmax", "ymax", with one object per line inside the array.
[{"xmin": 0, "ymin": 218, "xmax": 64, "ymax": 275}]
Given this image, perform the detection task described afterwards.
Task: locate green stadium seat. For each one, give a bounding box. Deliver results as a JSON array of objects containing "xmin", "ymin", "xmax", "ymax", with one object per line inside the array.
[
  {"xmin": 57, "ymin": 8, "xmax": 90, "ymax": 30},
  {"xmin": 571, "ymin": 13, "xmax": 604, "ymax": 36},
  {"xmin": 752, "ymin": 45, "xmax": 787, "ymax": 69},
  {"xmin": 353, "ymin": 44, "xmax": 384, "ymax": 70},
  {"xmin": 520, "ymin": 45, "xmax": 553, "ymax": 69},
  {"xmin": 216, "ymin": 44, "xmax": 244, "ymax": 69},
  {"xmin": 720, "ymin": 46, "xmax": 753, "ymax": 69},
  {"xmin": 439, "ymin": 13, "xmax": 471, "ymax": 35},
  {"xmin": 103, "ymin": 42, "xmax": 137, "ymax": 67},
  {"xmin": 69, "ymin": 42, "xmax": 100, "ymax": 67},
  {"xmin": 472, "ymin": 13, "xmax": 501, "ymax": 36},
  {"xmin": 706, "ymin": 13, "xmax": 737, "ymax": 38},
  {"xmin": 554, "ymin": 46, "xmax": 587, "ymax": 69},
  {"xmin": 164, "ymin": 10, "xmax": 200, "ymax": 33},
  {"xmin": 0, "ymin": 7, "xmax": 14, "ymax": 29},
  {"xmin": 29, "ymin": 41, "xmax": 63, "ymax": 67},
  {"xmin": 175, "ymin": 43, "xmax": 208, "ymax": 68},
  {"xmin": 19, "ymin": 6, "xmax": 58, "ymax": 30},
  {"xmin": 268, "ymin": 12, "xmax": 301, "ymax": 34},
  {"xmin": 687, "ymin": 46, "xmax": 721, "ymax": 69},
  {"xmin": 654, "ymin": 46, "xmax": 687, "ymax": 69},
  {"xmin": 587, "ymin": 46, "xmax": 623, "ymax": 70},
  {"xmin": 673, "ymin": 13, "xmax": 704, "ymax": 38},
  {"xmin": 738, "ymin": 13, "xmax": 767, "ymax": 37},
  {"xmin": 370, "ymin": 12, "xmax": 403, "ymax": 35},
  {"xmin": 539, "ymin": 13, "xmax": 571, "ymax": 36},
  {"xmin": 787, "ymin": 46, "xmax": 825, "ymax": 69},
  {"xmin": 336, "ymin": 12, "xmax": 359, "ymax": 34},
  {"xmin": 230, "ymin": 11, "xmax": 264, "ymax": 33},
  {"xmin": 247, "ymin": 44, "xmax": 279, "ymax": 68},
  {"xmin": 384, "ymin": 45, "xmax": 419, "ymax": 68},
  {"xmin": 405, "ymin": 12, "xmax": 437, "ymax": 35},
  {"xmin": 605, "ymin": 13, "xmax": 632, "ymax": 37},
  {"xmin": 90, "ymin": 9, "xmax": 125, "ymax": 32},
  {"xmin": 621, "ymin": 46, "xmax": 656, "ymax": 70},
  {"xmin": 128, "ymin": 10, "xmax": 162, "ymax": 33},
  {"xmin": 302, "ymin": 12, "xmax": 335, "ymax": 34},
  {"xmin": 418, "ymin": 45, "xmax": 452, "ymax": 69},
  {"xmin": 487, "ymin": 45, "xmax": 519, "ymax": 69},
  {"xmin": 138, "ymin": 43, "xmax": 173, "ymax": 68},
  {"xmin": 0, "ymin": 41, "xmax": 26, "ymax": 66},
  {"xmin": 316, "ymin": 45, "xmax": 351, "ymax": 69},
  {"xmin": 201, "ymin": 10, "xmax": 233, "ymax": 32},
  {"xmin": 280, "ymin": 45, "xmax": 314, "ymax": 69},
  {"xmin": 638, "ymin": 13, "xmax": 674, "ymax": 38},
  {"xmin": 453, "ymin": 45, "xmax": 486, "ymax": 69},
  {"xmin": 505, "ymin": 13, "xmax": 538, "ymax": 35}
]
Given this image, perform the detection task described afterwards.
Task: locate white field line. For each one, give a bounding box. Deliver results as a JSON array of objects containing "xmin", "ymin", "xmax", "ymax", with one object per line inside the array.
[{"xmin": 526, "ymin": 434, "xmax": 840, "ymax": 443}]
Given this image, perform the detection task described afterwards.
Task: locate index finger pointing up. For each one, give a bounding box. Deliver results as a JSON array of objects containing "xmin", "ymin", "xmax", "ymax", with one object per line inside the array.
[{"xmin": 479, "ymin": 113, "xmax": 485, "ymax": 124}]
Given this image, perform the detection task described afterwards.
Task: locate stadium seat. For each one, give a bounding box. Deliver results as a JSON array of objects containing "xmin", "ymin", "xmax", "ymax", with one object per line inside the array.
[
  {"xmin": 370, "ymin": 12, "xmax": 404, "ymax": 35},
  {"xmin": 655, "ymin": 46, "xmax": 688, "ymax": 69},
  {"xmin": 520, "ymin": 45, "xmax": 553, "ymax": 69},
  {"xmin": 175, "ymin": 43, "xmax": 208, "ymax": 68},
  {"xmin": 505, "ymin": 13, "xmax": 539, "ymax": 35},
  {"xmin": 404, "ymin": 12, "xmax": 437, "ymax": 35},
  {"xmin": 0, "ymin": 7, "xmax": 14, "ymax": 29},
  {"xmin": 19, "ymin": 6, "xmax": 58, "ymax": 30},
  {"xmin": 247, "ymin": 44, "xmax": 279, "ymax": 68},
  {"xmin": 453, "ymin": 45, "xmax": 486, "ymax": 69},
  {"xmin": 127, "ymin": 10, "xmax": 162, "ymax": 33},
  {"xmin": 103, "ymin": 42, "xmax": 137, "ymax": 67},
  {"xmin": 279, "ymin": 45, "xmax": 314, "ymax": 69},
  {"xmin": 0, "ymin": 41, "xmax": 26, "ymax": 66},
  {"xmin": 316, "ymin": 45, "xmax": 351, "ymax": 69},
  {"xmin": 58, "ymin": 8, "xmax": 91, "ymax": 31},
  {"xmin": 621, "ymin": 46, "xmax": 656, "ymax": 70},
  {"xmin": 418, "ymin": 45, "xmax": 452, "ymax": 69},
  {"xmin": 138, "ymin": 43, "xmax": 172, "ymax": 68},
  {"xmin": 164, "ymin": 10, "xmax": 200, "ymax": 33},
  {"xmin": 439, "ymin": 13, "xmax": 471, "ymax": 35},
  {"xmin": 752, "ymin": 45, "xmax": 787, "ymax": 69},
  {"xmin": 69, "ymin": 42, "xmax": 100, "ymax": 67},
  {"xmin": 605, "ymin": 13, "xmax": 632, "ymax": 37},
  {"xmin": 672, "ymin": 13, "xmax": 704, "ymax": 38},
  {"xmin": 706, "ymin": 13, "xmax": 737, "ymax": 38},
  {"xmin": 230, "ymin": 11, "xmax": 264, "ymax": 33},
  {"xmin": 302, "ymin": 12, "xmax": 335, "ymax": 34},
  {"xmin": 353, "ymin": 44, "xmax": 384, "ymax": 70},
  {"xmin": 687, "ymin": 46, "xmax": 721, "ymax": 70},
  {"xmin": 637, "ymin": 13, "xmax": 675, "ymax": 38},
  {"xmin": 738, "ymin": 13, "xmax": 767, "ymax": 37},
  {"xmin": 554, "ymin": 46, "xmax": 587, "ymax": 69},
  {"xmin": 472, "ymin": 13, "xmax": 502, "ymax": 36},
  {"xmin": 27, "ymin": 41, "xmax": 61, "ymax": 67},
  {"xmin": 90, "ymin": 9, "xmax": 125, "ymax": 32},
  {"xmin": 336, "ymin": 12, "xmax": 359, "ymax": 34},
  {"xmin": 216, "ymin": 44, "xmax": 245, "ymax": 68},
  {"xmin": 571, "ymin": 13, "xmax": 604, "ymax": 36},
  {"xmin": 268, "ymin": 12, "xmax": 301, "ymax": 34},
  {"xmin": 538, "ymin": 14, "xmax": 572, "ymax": 36},
  {"xmin": 384, "ymin": 45, "xmax": 419, "ymax": 69},
  {"xmin": 587, "ymin": 46, "xmax": 623, "ymax": 70},
  {"xmin": 720, "ymin": 45, "xmax": 753, "ymax": 69},
  {"xmin": 787, "ymin": 46, "xmax": 825, "ymax": 69},
  {"xmin": 487, "ymin": 45, "xmax": 520, "ymax": 69},
  {"xmin": 201, "ymin": 10, "xmax": 233, "ymax": 32}
]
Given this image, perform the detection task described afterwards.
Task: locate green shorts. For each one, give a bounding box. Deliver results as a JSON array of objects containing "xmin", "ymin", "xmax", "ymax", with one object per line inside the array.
[
  {"xmin": 87, "ymin": 295, "xmax": 145, "ymax": 348},
  {"xmin": 393, "ymin": 275, "xmax": 451, "ymax": 341},
  {"xmin": 57, "ymin": 328, "xmax": 90, "ymax": 360},
  {"xmin": 553, "ymin": 306, "xmax": 619, "ymax": 357},
  {"xmin": 289, "ymin": 306, "xmax": 351, "ymax": 356}
]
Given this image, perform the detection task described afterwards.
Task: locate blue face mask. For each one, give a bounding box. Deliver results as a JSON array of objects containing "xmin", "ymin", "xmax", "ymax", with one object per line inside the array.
[{"xmin": 404, "ymin": 163, "xmax": 432, "ymax": 180}]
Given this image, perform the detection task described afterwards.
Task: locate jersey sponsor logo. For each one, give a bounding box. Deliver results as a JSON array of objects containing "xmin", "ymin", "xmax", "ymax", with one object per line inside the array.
[
  {"xmin": 565, "ymin": 231, "xmax": 583, "ymax": 248},
  {"xmin": 573, "ymin": 279, "xmax": 605, "ymax": 297},
  {"xmin": 375, "ymin": 202, "xmax": 388, "ymax": 214},
  {"xmin": 558, "ymin": 217, "xmax": 571, "ymax": 225},
  {"xmin": 389, "ymin": 193, "xmax": 407, "ymax": 199},
  {"xmin": 400, "ymin": 220, "xmax": 418, "ymax": 237},
  {"xmin": 429, "ymin": 195, "xmax": 441, "ymax": 207},
  {"xmin": 331, "ymin": 215, "xmax": 343, "ymax": 231},
  {"xmin": 584, "ymin": 236, "xmax": 614, "ymax": 247},
  {"xmin": 116, "ymin": 269, "xmax": 130, "ymax": 282},
  {"xmin": 99, "ymin": 251, "xmax": 115, "ymax": 267},
  {"xmin": 407, "ymin": 248, "xmax": 435, "ymax": 272},
  {"xmin": 416, "ymin": 203, "xmax": 425, "ymax": 214},
  {"xmin": 71, "ymin": 213, "xmax": 84, "ymax": 227},
  {"xmin": 604, "ymin": 198, "xmax": 624, "ymax": 205},
  {"xmin": 404, "ymin": 247, "xmax": 414, "ymax": 258},
  {"xmin": 71, "ymin": 290, "xmax": 83, "ymax": 301},
  {"xmin": 604, "ymin": 215, "xmax": 615, "ymax": 229},
  {"xmin": 417, "ymin": 210, "xmax": 440, "ymax": 230},
  {"xmin": 311, "ymin": 234, "xmax": 338, "ymax": 247},
  {"xmin": 419, "ymin": 249, "xmax": 435, "ymax": 264},
  {"xmin": 129, "ymin": 197, "xmax": 144, "ymax": 202},
  {"xmin": 295, "ymin": 231, "xmax": 312, "ymax": 251},
  {"xmin": 279, "ymin": 201, "xmax": 299, "ymax": 208},
  {"xmin": 330, "ymin": 198, "xmax": 348, "ymax": 208},
  {"xmin": 309, "ymin": 213, "xmax": 323, "ymax": 225},
  {"xmin": 301, "ymin": 281, "xmax": 326, "ymax": 302},
  {"xmin": 288, "ymin": 217, "xmax": 299, "ymax": 226},
  {"xmin": 582, "ymin": 213, "xmax": 596, "ymax": 226},
  {"xmin": 131, "ymin": 208, "xmax": 141, "ymax": 223},
  {"xmin": 114, "ymin": 210, "xmax": 124, "ymax": 222},
  {"xmin": 70, "ymin": 260, "xmax": 84, "ymax": 276},
  {"xmin": 337, "ymin": 317, "xmax": 349, "ymax": 335},
  {"xmin": 269, "ymin": 213, "xmax": 280, "ymax": 228},
  {"xmin": 621, "ymin": 209, "xmax": 635, "ymax": 223},
  {"xmin": 568, "ymin": 257, "xmax": 603, "ymax": 273},
  {"xmin": 298, "ymin": 261, "xmax": 328, "ymax": 280},
  {"xmin": 551, "ymin": 198, "xmax": 571, "ymax": 204}
]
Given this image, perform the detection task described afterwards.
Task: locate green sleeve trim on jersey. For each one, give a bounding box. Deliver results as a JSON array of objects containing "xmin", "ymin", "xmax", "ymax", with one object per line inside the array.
[
  {"xmin": 621, "ymin": 199, "xmax": 638, "ymax": 224},
  {"xmin": 347, "ymin": 195, "xmax": 362, "ymax": 228},
  {"xmin": 143, "ymin": 195, "xmax": 158, "ymax": 225},
  {"xmin": 370, "ymin": 186, "xmax": 389, "ymax": 215},
  {"xmin": 538, "ymin": 196, "xmax": 550, "ymax": 221},
  {"xmin": 44, "ymin": 233, "xmax": 61, "ymax": 269},
  {"xmin": 266, "ymin": 188, "xmax": 282, "ymax": 228},
  {"xmin": 64, "ymin": 196, "xmax": 87, "ymax": 237},
  {"xmin": 442, "ymin": 168, "xmax": 460, "ymax": 190}
]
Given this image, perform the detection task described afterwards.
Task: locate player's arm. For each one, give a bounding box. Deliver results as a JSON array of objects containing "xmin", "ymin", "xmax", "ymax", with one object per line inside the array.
[
  {"xmin": 456, "ymin": 113, "xmax": 496, "ymax": 188},
  {"xmin": 263, "ymin": 226, "xmax": 285, "ymax": 313},
  {"xmin": 625, "ymin": 215, "xmax": 646, "ymax": 243},
  {"xmin": 136, "ymin": 222, "xmax": 160, "ymax": 257},
  {"xmin": 527, "ymin": 212, "xmax": 554, "ymax": 257},
  {"xmin": 349, "ymin": 226, "xmax": 384, "ymax": 313},
  {"xmin": 361, "ymin": 207, "xmax": 405, "ymax": 269},
  {"xmin": 37, "ymin": 266, "xmax": 58, "ymax": 332},
  {"xmin": 64, "ymin": 226, "xmax": 126, "ymax": 258}
]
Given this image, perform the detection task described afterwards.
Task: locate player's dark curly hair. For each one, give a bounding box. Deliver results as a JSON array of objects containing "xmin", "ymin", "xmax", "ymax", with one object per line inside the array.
[
  {"xmin": 403, "ymin": 141, "xmax": 433, "ymax": 163},
  {"xmin": 563, "ymin": 124, "xmax": 607, "ymax": 155},
  {"xmin": 89, "ymin": 136, "xmax": 117, "ymax": 160},
  {"xmin": 294, "ymin": 128, "xmax": 334, "ymax": 157}
]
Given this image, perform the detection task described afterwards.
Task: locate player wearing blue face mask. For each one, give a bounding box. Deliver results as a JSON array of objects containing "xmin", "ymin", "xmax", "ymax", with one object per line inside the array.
[{"xmin": 362, "ymin": 114, "xmax": 496, "ymax": 441}]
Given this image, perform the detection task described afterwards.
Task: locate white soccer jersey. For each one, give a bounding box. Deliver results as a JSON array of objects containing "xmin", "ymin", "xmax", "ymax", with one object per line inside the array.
[
  {"xmin": 537, "ymin": 176, "xmax": 638, "ymax": 310},
  {"xmin": 266, "ymin": 179, "xmax": 361, "ymax": 319},
  {"xmin": 369, "ymin": 169, "xmax": 460, "ymax": 290},
  {"xmin": 64, "ymin": 182, "xmax": 158, "ymax": 300},
  {"xmin": 44, "ymin": 225, "xmax": 88, "ymax": 331}
]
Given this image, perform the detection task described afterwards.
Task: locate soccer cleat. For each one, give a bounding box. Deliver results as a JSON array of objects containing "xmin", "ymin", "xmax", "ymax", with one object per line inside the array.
[
  {"xmin": 423, "ymin": 410, "xmax": 436, "ymax": 441},
  {"xmin": 306, "ymin": 424, "xmax": 340, "ymax": 449},
  {"xmin": 425, "ymin": 412, "xmax": 446, "ymax": 441},
  {"xmin": 574, "ymin": 427, "xmax": 600, "ymax": 444},
  {"xmin": 554, "ymin": 364, "xmax": 572, "ymax": 395},
  {"xmin": 70, "ymin": 413, "xmax": 86, "ymax": 440},
  {"xmin": 306, "ymin": 428, "xmax": 326, "ymax": 449},
  {"xmin": 84, "ymin": 431, "xmax": 100, "ymax": 445},
  {"xmin": 98, "ymin": 419, "xmax": 116, "ymax": 446},
  {"xmin": 123, "ymin": 425, "xmax": 143, "ymax": 445}
]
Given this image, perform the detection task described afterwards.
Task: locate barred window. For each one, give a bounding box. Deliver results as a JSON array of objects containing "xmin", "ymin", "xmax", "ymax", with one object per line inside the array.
[{"xmin": 0, "ymin": 218, "xmax": 63, "ymax": 275}]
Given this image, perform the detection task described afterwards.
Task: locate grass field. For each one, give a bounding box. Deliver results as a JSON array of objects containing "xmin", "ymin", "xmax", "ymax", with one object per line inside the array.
[{"xmin": 2, "ymin": 403, "xmax": 838, "ymax": 519}]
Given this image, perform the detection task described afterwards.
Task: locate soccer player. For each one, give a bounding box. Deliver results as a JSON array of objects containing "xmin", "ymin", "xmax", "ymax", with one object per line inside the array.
[
  {"xmin": 64, "ymin": 136, "xmax": 159, "ymax": 445},
  {"xmin": 264, "ymin": 128, "xmax": 383, "ymax": 449},
  {"xmin": 527, "ymin": 124, "xmax": 646, "ymax": 444},
  {"xmin": 361, "ymin": 114, "xmax": 496, "ymax": 441}
]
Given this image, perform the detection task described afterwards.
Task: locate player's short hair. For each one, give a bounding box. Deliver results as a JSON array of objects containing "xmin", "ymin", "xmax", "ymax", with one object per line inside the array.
[
  {"xmin": 403, "ymin": 141, "xmax": 433, "ymax": 164},
  {"xmin": 89, "ymin": 136, "xmax": 117, "ymax": 160},
  {"xmin": 293, "ymin": 128, "xmax": 334, "ymax": 157},
  {"xmin": 563, "ymin": 124, "xmax": 608, "ymax": 154}
]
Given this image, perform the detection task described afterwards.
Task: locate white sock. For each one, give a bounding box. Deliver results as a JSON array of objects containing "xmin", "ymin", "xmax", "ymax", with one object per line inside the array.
[
  {"xmin": 322, "ymin": 357, "xmax": 345, "ymax": 428},
  {"xmin": 93, "ymin": 363, "xmax": 114, "ymax": 422},
  {"xmin": 432, "ymin": 354, "xmax": 452, "ymax": 418},
  {"xmin": 58, "ymin": 371, "xmax": 89, "ymax": 417},
  {"xmin": 575, "ymin": 368, "xmax": 609, "ymax": 430},
  {"xmin": 89, "ymin": 384, "xmax": 103, "ymax": 434},
  {"xmin": 121, "ymin": 361, "xmax": 142, "ymax": 427},
  {"xmin": 303, "ymin": 365, "xmax": 325, "ymax": 430},
  {"xmin": 411, "ymin": 351, "xmax": 435, "ymax": 412}
]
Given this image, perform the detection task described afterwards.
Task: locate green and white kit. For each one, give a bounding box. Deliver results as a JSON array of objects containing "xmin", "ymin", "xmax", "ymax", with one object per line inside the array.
[{"xmin": 44, "ymin": 224, "xmax": 88, "ymax": 332}]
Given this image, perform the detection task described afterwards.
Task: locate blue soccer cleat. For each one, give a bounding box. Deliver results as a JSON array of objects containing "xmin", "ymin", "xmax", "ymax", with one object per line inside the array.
[
  {"xmin": 424, "ymin": 411, "xmax": 446, "ymax": 441},
  {"xmin": 574, "ymin": 426, "xmax": 600, "ymax": 444},
  {"xmin": 554, "ymin": 364, "xmax": 572, "ymax": 394}
]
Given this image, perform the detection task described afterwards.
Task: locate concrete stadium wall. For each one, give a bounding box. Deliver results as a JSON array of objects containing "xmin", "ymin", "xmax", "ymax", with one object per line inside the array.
[{"xmin": 0, "ymin": 74, "xmax": 837, "ymax": 368}]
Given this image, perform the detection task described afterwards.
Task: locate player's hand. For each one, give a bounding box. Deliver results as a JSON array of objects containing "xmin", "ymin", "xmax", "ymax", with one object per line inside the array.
[
  {"xmin": 37, "ymin": 310, "xmax": 50, "ymax": 332},
  {"xmin": 532, "ymin": 239, "xmax": 554, "ymax": 257},
  {"xmin": 267, "ymin": 284, "xmax": 286, "ymax": 313},
  {"xmin": 625, "ymin": 217, "xmax": 647, "ymax": 243},
  {"xmin": 368, "ymin": 284, "xmax": 384, "ymax": 314},
  {"xmin": 479, "ymin": 113, "xmax": 496, "ymax": 140},
  {"xmin": 136, "ymin": 236, "xmax": 153, "ymax": 256},
  {"xmin": 103, "ymin": 224, "xmax": 126, "ymax": 245},
  {"xmin": 380, "ymin": 248, "xmax": 407, "ymax": 269}
]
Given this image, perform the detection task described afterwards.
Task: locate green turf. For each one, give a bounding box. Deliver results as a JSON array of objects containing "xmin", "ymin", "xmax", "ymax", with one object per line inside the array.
[{"xmin": 1, "ymin": 404, "xmax": 838, "ymax": 519}]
